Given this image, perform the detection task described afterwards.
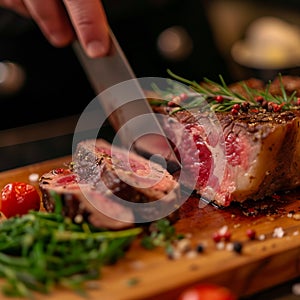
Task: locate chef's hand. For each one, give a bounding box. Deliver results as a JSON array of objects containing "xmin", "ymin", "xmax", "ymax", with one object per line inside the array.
[{"xmin": 0, "ymin": 0, "xmax": 110, "ymax": 58}]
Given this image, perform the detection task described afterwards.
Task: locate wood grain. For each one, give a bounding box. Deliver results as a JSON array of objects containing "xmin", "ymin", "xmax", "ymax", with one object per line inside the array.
[{"xmin": 0, "ymin": 157, "xmax": 300, "ymax": 299}]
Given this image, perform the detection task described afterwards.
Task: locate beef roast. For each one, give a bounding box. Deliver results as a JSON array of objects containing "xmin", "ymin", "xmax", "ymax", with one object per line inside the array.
[
  {"xmin": 39, "ymin": 139, "xmax": 181, "ymax": 228},
  {"xmin": 164, "ymin": 109, "xmax": 300, "ymax": 206},
  {"xmin": 150, "ymin": 75, "xmax": 300, "ymax": 207}
]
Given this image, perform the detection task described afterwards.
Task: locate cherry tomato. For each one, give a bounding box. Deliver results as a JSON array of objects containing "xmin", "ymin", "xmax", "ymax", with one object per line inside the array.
[
  {"xmin": 1, "ymin": 182, "xmax": 40, "ymax": 218},
  {"xmin": 178, "ymin": 283, "xmax": 237, "ymax": 300}
]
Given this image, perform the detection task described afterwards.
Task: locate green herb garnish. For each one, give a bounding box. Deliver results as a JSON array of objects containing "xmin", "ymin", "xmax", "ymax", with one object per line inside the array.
[
  {"xmin": 149, "ymin": 69, "xmax": 300, "ymax": 114},
  {"xmin": 0, "ymin": 194, "xmax": 142, "ymax": 298},
  {"xmin": 140, "ymin": 218, "xmax": 184, "ymax": 251}
]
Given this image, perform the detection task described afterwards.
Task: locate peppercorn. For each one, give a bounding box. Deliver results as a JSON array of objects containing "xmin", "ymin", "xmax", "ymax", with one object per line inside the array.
[
  {"xmin": 223, "ymin": 230, "xmax": 231, "ymax": 242},
  {"xmin": 212, "ymin": 232, "xmax": 222, "ymax": 243},
  {"xmin": 233, "ymin": 242, "xmax": 243, "ymax": 254},
  {"xmin": 246, "ymin": 229, "xmax": 256, "ymax": 240},
  {"xmin": 215, "ymin": 95, "xmax": 224, "ymax": 103},
  {"xmin": 167, "ymin": 101, "xmax": 177, "ymax": 107},
  {"xmin": 241, "ymin": 102, "xmax": 250, "ymax": 112},
  {"xmin": 255, "ymin": 96, "xmax": 264, "ymax": 103},
  {"xmin": 179, "ymin": 93, "xmax": 188, "ymax": 101},
  {"xmin": 261, "ymin": 100, "xmax": 268, "ymax": 109},
  {"xmin": 231, "ymin": 108, "xmax": 239, "ymax": 115},
  {"xmin": 196, "ymin": 243, "xmax": 205, "ymax": 253},
  {"xmin": 232, "ymin": 104, "xmax": 241, "ymax": 110},
  {"xmin": 212, "ymin": 226, "xmax": 231, "ymax": 242}
]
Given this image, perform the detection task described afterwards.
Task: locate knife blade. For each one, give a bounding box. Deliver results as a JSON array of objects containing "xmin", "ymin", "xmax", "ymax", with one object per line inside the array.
[{"xmin": 73, "ymin": 29, "xmax": 180, "ymax": 170}]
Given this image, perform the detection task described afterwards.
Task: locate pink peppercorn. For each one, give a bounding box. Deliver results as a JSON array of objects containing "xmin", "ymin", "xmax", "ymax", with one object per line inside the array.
[
  {"xmin": 179, "ymin": 93, "xmax": 188, "ymax": 101},
  {"xmin": 212, "ymin": 232, "xmax": 222, "ymax": 243},
  {"xmin": 246, "ymin": 229, "xmax": 256, "ymax": 240},
  {"xmin": 255, "ymin": 96, "xmax": 264, "ymax": 103},
  {"xmin": 231, "ymin": 108, "xmax": 239, "ymax": 115},
  {"xmin": 272, "ymin": 103, "xmax": 284, "ymax": 112},
  {"xmin": 215, "ymin": 95, "xmax": 224, "ymax": 103},
  {"xmin": 167, "ymin": 101, "xmax": 177, "ymax": 107},
  {"xmin": 223, "ymin": 230, "xmax": 231, "ymax": 242},
  {"xmin": 212, "ymin": 226, "xmax": 231, "ymax": 243},
  {"xmin": 232, "ymin": 104, "xmax": 241, "ymax": 110}
]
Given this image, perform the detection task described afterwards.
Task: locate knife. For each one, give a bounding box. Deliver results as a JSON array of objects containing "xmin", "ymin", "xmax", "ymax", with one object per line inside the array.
[{"xmin": 73, "ymin": 29, "xmax": 180, "ymax": 171}]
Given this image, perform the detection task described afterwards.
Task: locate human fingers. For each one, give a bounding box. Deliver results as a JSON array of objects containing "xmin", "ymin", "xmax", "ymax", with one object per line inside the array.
[
  {"xmin": 23, "ymin": 0, "xmax": 75, "ymax": 47},
  {"xmin": 0, "ymin": 0, "xmax": 30, "ymax": 17},
  {"xmin": 63, "ymin": 0, "xmax": 110, "ymax": 57}
]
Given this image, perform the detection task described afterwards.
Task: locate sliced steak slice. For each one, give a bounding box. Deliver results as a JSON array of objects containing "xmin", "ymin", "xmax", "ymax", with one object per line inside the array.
[
  {"xmin": 39, "ymin": 139, "xmax": 181, "ymax": 228},
  {"xmin": 73, "ymin": 139, "xmax": 181, "ymax": 222},
  {"xmin": 39, "ymin": 168, "xmax": 135, "ymax": 229}
]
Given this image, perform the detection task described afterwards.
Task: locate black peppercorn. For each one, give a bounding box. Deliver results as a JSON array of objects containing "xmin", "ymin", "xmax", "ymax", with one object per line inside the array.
[
  {"xmin": 233, "ymin": 242, "xmax": 243, "ymax": 254},
  {"xmin": 196, "ymin": 243, "xmax": 205, "ymax": 253}
]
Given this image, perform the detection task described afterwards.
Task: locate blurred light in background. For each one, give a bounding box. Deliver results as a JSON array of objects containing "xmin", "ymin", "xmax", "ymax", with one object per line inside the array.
[
  {"xmin": 0, "ymin": 61, "xmax": 25, "ymax": 96},
  {"xmin": 231, "ymin": 17, "xmax": 300, "ymax": 69},
  {"xmin": 157, "ymin": 26, "xmax": 193, "ymax": 61}
]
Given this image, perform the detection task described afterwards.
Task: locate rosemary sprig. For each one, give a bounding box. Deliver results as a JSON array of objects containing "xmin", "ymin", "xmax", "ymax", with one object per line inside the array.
[{"xmin": 150, "ymin": 69, "xmax": 300, "ymax": 114}]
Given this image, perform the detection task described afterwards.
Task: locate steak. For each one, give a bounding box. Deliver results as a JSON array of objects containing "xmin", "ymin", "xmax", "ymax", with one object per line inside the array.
[
  {"xmin": 39, "ymin": 168, "xmax": 135, "ymax": 229},
  {"xmin": 39, "ymin": 139, "xmax": 181, "ymax": 228},
  {"xmin": 150, "ymin": 75, "xmax": 300, "ymax": 207}
]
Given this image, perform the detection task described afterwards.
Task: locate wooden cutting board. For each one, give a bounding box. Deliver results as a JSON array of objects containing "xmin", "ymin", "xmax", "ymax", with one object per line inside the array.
[{"xmin": 0, "ymin": 156, "xmax": 300, "ymax": 300}]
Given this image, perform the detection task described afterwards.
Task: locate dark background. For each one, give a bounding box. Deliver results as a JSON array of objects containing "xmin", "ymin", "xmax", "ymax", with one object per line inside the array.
[
  {"xmin": 0, "ymin": 0, "xmax": 230, "ymax": 171},
  {"xmin": 0, "ymin": 0, "xmax": 299, "ymax": 171}
]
